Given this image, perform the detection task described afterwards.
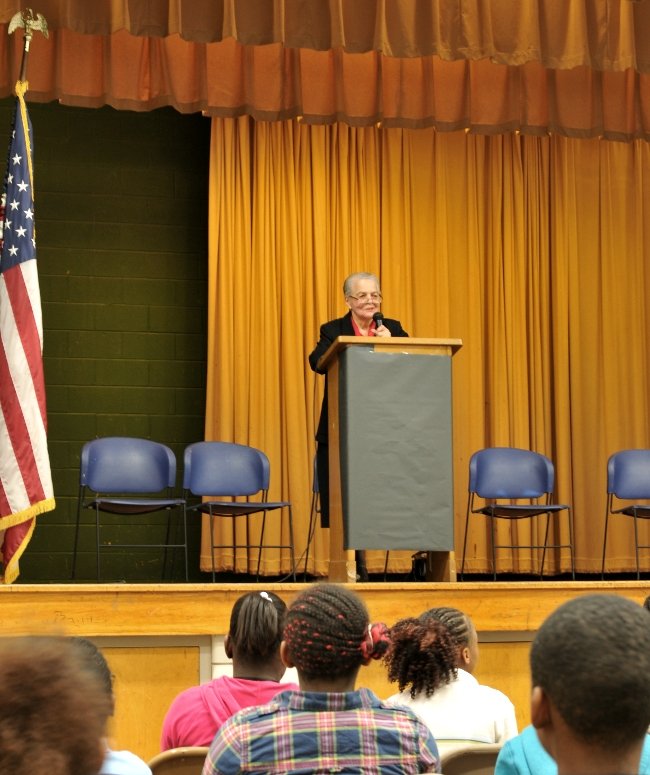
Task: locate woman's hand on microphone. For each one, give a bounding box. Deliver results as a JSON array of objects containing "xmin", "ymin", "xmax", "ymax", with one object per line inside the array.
[{"xmin": 374, "ymin": 324, "xmax": 392, "ymax": 337}]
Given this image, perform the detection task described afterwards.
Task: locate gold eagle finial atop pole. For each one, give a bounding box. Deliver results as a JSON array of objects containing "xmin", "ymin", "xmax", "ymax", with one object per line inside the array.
[{"xmin": 8, "ymin": 9, "xmax": 49, "ymax": 83}]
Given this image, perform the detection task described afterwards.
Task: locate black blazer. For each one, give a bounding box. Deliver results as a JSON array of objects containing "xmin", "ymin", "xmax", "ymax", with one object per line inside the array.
[{"xmin": 308, "ymin": 311, "xmax": 409, "ymax": 442}]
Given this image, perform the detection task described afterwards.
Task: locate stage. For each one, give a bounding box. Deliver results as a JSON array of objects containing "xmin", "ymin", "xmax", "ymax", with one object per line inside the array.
[{"xmin": 6, "ymin": 579, "xmax": 649, "ymax": 761}]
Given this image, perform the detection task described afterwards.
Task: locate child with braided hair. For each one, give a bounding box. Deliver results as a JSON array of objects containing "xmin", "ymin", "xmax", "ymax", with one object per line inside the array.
[
  {"xmin": 384, "ymin": 606, "xmax": 517, "ymax": 756},
  {"xmin": 202, "ymin": 583, "xmax": 439, "ymax": 774},
  {"xmin": 161, "ymin": 590, "xmax": 299, "ymax": 750}
]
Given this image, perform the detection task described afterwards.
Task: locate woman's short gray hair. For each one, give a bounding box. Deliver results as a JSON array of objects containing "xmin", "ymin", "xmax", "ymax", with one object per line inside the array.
[{"xmin": 343, "ymin": 272, "xmax": 380, "ymax": 297}]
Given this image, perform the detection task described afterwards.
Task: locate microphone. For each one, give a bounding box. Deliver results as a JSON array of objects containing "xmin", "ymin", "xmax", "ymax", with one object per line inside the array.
[{"xmin": 372, "ymin": 312, "xmax": 385, "ymax": 330}]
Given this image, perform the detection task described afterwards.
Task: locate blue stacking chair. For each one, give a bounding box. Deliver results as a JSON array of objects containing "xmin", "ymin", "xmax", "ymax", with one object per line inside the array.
[
  {"xmin": 460, "ymin": 447, "xmax": 575, "ymax": 580},
  {"xmin": 183, "ymin": 441, "xmax": 296, "ymax": 581},
  {"xmin": 601, "ymin": 449, "xmax": 650, "ymax": 580},
  {"xmin": 72, "ymin": 437, "xmax": 187, "ymax": 581}
]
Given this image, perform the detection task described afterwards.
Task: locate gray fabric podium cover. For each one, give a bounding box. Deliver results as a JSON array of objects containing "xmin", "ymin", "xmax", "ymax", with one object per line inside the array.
[{"xmin": 339, "ymin": 346, "xmax": 453, "ymax": 550}]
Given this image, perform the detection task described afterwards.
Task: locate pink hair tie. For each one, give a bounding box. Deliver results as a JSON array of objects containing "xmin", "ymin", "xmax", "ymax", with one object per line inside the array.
[{"xmin": 360, "ymin": 622, "xmax": 390, "ymax": 661}]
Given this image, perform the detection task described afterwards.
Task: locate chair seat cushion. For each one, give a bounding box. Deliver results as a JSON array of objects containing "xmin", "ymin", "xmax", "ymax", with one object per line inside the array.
[
  {"xmin": 617, "ymin": 505, "xmax": 650, "ymax": 518},
  {"xmin": 477, "ymin": 504, "xmax": 568, "ymax": 519},
  {"xmin": 190, "ymin": 500, "xmax": 291, "ymax": 517},
  {"xmin": 88, "ymin": 497, "xmax": 184, "ymax": 515}
]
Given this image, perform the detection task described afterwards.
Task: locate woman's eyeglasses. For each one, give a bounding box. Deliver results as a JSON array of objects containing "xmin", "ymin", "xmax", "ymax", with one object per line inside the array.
[{"xmin": 347, "ymin": 292, "xmax": 382, "ymax": 302}]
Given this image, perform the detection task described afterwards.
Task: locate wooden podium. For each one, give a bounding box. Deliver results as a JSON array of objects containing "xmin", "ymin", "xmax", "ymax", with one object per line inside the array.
[{"xmin": 317, "ymin": 337, "xmax": 462, "ymax": 582}]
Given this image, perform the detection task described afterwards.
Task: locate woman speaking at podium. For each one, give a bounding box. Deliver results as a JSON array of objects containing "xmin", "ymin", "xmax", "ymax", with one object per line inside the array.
[{"xmin": 308, "ymin": 272, "xmax": 408, "ymax": 579}]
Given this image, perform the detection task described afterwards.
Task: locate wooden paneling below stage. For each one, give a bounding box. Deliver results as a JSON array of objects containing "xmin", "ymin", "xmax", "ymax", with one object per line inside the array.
[{"xmin": 4, "ymin": 580, "xmax": 649, "ymax": 762}]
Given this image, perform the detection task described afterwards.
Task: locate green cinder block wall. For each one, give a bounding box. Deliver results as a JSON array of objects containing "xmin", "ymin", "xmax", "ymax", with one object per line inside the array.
[{"xmin": 0, "ymin": 99, "xmax": 211, "ymax": 582}]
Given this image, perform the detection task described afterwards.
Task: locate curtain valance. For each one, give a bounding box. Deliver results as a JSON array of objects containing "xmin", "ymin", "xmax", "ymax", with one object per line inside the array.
[
  {"xmin": 2, "ymin": 1, "xmax": 650, "ymax": 139},
  {"xmin": 3, "ymin": 1, "xmax": 650, "ymax": 71}
]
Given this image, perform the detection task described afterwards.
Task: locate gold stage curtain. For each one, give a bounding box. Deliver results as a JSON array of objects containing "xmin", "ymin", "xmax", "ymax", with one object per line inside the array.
[
  {"xmin": 205, "ymin": 118, "xmax": 650, "ymax": 577},
  {"xmin": 1, "ymin": 2, "xmax": 650, "ymax": 138}
]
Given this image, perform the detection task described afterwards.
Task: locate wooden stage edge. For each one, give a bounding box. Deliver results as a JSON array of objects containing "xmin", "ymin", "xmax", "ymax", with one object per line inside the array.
[{"xmin": 4, "ymin": 580, "xmax": 650, "ymax": 637}]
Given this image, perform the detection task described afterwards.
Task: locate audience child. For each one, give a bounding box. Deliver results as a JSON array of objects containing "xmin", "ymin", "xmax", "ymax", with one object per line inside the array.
[
  {"xmin": 495, "ymin": 725, "xmax": 650, "ymax": 775},
  {"xmin": 162, "ymin": 590, "xmax": 299, "ymax": 750},
  {"xmin": 70, "ymin": 637, "xmax": 152, "ymax": 775},
  {"xmin": 202, "ymin": 583, "xmax": 439, "ymax": 774},
  {"xmin": 0, "ymin": 635, "xmax": 111, "ymax": 775},
  {"xmin": 384, "ymin": 606, "xmax": 517, "ymax": 754},
  {"xmin": 495, "ymin": 593, "xmax": 650, "ymax": 775},
  {"xmin": 526, "ymin": 593, "xmax": 650, "ymax": 775}
]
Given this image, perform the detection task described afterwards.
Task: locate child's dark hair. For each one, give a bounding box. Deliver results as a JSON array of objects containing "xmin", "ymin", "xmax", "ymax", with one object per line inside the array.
[
  {"xmin": 0, "ymin": 636, "xmax": 111, "ymax": 775},
  {"xmin": 69, "ymin": 638, "xmax": 113, "ymax": 699},
  {"xmin": 283, "ymin": 583, "xmax": 389, "ymax": 679},
  {"xmin": 421, "ymin": 606, "xmax": 473, "ymax": 649},
  {"xmin": 229, "ymin": 591, "xmax": 287, "ymax": 660},
  {"xmin": 531, "ymin": 594, "xmax": 650, "ymax": 749},
  {"xmin": 384, "ymin": 616, "xmax": 458, "ymax": 698}
]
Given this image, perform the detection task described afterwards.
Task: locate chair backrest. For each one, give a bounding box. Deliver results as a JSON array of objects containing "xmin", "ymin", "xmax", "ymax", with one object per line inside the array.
[
  {"xmin": 183, "ymin": 441, "xmax": 270, "ymax": 497},
  {"xmin": 80, "ymin": 437, "xmax": 176, "ymax": 493},
  {"xmin": 608, "ymin": 449, "xmax": 650, "ymax": 499},
  {"xmin": 469, "ymin": 447, "xmax": 554, "ymax": 499},
  {"xmin": 148, "ymin": 746, "xmax": 209, "ymax": 775},
  {"xmin": 440, "ymin": 743, "xmax": 502, "ymax": 775}
]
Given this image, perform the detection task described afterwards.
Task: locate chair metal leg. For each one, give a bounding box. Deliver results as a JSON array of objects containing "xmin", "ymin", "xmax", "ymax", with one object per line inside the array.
[
  {"xmin": 539, "ymin": 513, "xmax": 551, "ymax": 579},
  {"xmin": 601, "ymin": 509, "xmax": 610, "ymax": 579},
  {"xmin": 633, "ymin": 510, "xmax": 641, "ymax": 580},
  {"xmin": 567, "ymin": 508, "xmax": 576, "ymax": 580},
  {"xmin": 95, "ymin": 506, "xmax": 101, "ymax": 582},
  {"xmin": 229, "ymin": 513, "xmax": 240, "ymax": 578},
  {"xmin": 71, "ymin": 487, "xmax": 84, "ymax": 580},
  {"xmin": 287, "ymin": 506, "xmax": 296, "ymax": 582},
  {"xmin": 154, "ymin": 505, "xmax": 189, "ymax": 583},
  {"xmin": 168, "ymin": 505, "xmax": 188, "ymax": 582},
  {"xmin": 209, "ymin": 510, "xmax": 216, "ymax": 582},
  {"xmin": 460, "ymin": 501, "xmax": 472, "ymax": 579},
  {"xmin": 256, "ymin": 513, "xmax": 267, "ymax": 581},
  {"xmin": 490, "ymin": 515, "xmax": 497, "ymax": 580},
  {"xmin": 383, "ymin": 551, "xmax": 390, "ymax": 580},
  {"xmin": 182, "ymin": 508, "xmax": 189, "ymax": 582},
  {"xmin": 162, "ymin": 510, "xmax": 173, "ymax": 581}
]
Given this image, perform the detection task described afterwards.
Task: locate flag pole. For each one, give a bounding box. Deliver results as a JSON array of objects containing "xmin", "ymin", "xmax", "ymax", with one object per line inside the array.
[
  {"xmin": 8, "ymin": 8, "xmax": 49, "ymax": 85},
  {"xmin": 0, "ymin": 8, "xmax": 54, "ymax": 584}
]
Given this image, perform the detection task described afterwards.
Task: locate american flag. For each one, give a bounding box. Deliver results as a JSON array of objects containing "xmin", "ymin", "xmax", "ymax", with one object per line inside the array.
[{"xmin": 0, "ymin": 82, "xmax": 55, "ymax": 583}]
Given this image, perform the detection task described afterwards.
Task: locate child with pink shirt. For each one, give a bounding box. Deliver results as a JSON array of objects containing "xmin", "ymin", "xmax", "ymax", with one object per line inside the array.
[{"xmin": 160, "ymin": 590, "xmax": 298, "ymax": 750}]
